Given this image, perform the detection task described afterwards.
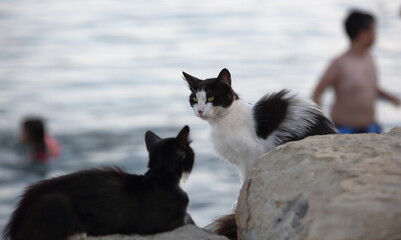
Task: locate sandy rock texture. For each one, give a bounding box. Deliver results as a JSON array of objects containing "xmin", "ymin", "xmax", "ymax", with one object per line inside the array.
[{"xmin": 236, "ymin": 128, "xmax": 401, "ymax": 240}]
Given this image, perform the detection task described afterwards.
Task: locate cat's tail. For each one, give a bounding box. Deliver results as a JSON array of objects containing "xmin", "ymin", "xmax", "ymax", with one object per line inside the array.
[
  {"xmin": 205, "ymin": 213, "xmax": 237, "ymax": 240},
  {"xmin": 4, "ymin": 194, "xmax": 78, "ymax": 240}
]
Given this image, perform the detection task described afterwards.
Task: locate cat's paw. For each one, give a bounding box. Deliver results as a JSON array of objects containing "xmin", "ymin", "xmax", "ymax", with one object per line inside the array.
[{"xmin": 68, "ymin": 232, "xmax": 87, "ymax": 240}]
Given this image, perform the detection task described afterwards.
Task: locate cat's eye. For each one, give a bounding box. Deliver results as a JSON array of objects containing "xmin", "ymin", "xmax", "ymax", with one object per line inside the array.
[
  {"xmin": 207, "ymin": 96, "xmax": 214, "ymax": 102},
  {"xmin": 192, "ymin": 97, "xmax": 198, "ymax": 102}
]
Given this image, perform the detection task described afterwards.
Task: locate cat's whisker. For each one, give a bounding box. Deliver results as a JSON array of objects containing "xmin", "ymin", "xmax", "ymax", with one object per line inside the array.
[{"xmin": 179, "ymin": 172, "xmax": 191, "ymax": 189}]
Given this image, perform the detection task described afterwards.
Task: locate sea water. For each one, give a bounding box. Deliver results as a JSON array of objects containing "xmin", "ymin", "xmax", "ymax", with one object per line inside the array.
[{"xmin": 0, "ymin": 0, "xmax": 400, "ymax": 231}]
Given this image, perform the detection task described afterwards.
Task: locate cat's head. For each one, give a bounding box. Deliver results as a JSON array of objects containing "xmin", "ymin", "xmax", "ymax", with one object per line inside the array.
[
  {"xmin": 183, "ymin": 68, "xmax": 239, "ymax": 121},
  {"xmin": 145, "ymin": 126, "xmax": 194, "ymax": 180}
]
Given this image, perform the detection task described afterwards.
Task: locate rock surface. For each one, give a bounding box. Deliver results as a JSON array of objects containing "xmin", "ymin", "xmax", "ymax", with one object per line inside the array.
[
  {"xmin": 77, "ymin": 225, "xmax": 228, "ymax": 240},
  {"xmin": 236, "ymin": 128, "xmax": 401, "ymax": 240}
]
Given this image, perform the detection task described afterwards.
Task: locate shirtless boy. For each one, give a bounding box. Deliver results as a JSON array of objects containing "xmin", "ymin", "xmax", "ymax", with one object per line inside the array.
[{"xmin": 313, "ymin": 10, "xmax": 400, "ymax": 134}]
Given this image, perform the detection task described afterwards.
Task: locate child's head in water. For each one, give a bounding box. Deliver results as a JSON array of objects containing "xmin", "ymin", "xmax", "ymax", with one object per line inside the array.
[
  {"xmin": 344, "ymin": 10, "xmax": 376, "ymax": 48},
  {"xmin": 20, "ymin": 116, "xmax": 61, "ymax": 162},
  {"xmin": 20, "ymin": 117, "xmax": 47, "ymax": 154}
]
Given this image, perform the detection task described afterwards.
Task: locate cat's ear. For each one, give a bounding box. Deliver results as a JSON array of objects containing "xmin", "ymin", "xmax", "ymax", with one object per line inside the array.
[
  {"xmin": 145, "ymin": 131, "xmax": 162, "ymax": 152},
  {"xmin": 176, "ymin": 125, "xmax": 190, "ymax": 145},
  {"xmin": 183, "ymin": 72, "xmax": 201, "ymax": 92},
  {"xmin": 217, "ymin": 68, "xmax": 232, "ymax": 86}
]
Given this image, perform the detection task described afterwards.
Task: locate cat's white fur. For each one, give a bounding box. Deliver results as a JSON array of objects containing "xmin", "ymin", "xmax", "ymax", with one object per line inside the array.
[
  {"xmin": 179, "ymin": 172, "xmax": 190, "ymax": 190},
  {"xmin": 192, "ymin": 91, "xmax": 213, "ymax": 119},
  {"xmin": 193, "ymin": 90, "xmax": 319, "ymax": 180}
]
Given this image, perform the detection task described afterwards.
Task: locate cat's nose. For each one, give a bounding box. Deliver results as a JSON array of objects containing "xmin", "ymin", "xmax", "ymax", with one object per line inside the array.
[{"xmin": 198, "ymin": 110, "xmax": 204, "ymax": 115}]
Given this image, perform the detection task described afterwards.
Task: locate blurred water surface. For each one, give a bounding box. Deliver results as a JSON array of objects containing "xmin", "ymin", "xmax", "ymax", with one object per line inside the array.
[{"xmin": 0, "ymin": 0, "xmax": 400, "ymax": 230}]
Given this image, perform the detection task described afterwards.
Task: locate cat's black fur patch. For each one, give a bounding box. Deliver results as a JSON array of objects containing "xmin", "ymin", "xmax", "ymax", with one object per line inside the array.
[
  {"xmin": 301, "ymin": 109, "xmax": 338, "ymax": 137},
  {"xmin": 276, "ymin": 115, "xmax": 337, "ymax": 145},
  {"xmin": 253, "ymin": 90, "xmax": 290, "ymax": 139},
  {"xmin": 183, "ymin": 69, "xmax": 239, "ymax": 108},
  {"xmin": 3, "ymin": 126, "xmax": 194, "ymax": 240},
  {"xmin": 254, "ymin": 89, "xmax": 337, "ymax": 144}
]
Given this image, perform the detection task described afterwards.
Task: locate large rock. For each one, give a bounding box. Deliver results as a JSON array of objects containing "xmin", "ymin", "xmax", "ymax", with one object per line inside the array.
[
  {"xmin": 236, "ymin": 128, "xmax": 401, "ymax": 240},
  {"xmin": 78, "ymin": 225, "xmax": 228, "ymax": 240}
]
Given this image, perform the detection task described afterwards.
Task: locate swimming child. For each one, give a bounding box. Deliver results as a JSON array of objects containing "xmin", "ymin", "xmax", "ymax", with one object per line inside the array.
[
  {"xmin": 312, "ymin": 10, "xmax": 400, "ymax": 134},
  {"xmin": 19, "ymin": 117, "xmax": 61, "ymax": 176}
]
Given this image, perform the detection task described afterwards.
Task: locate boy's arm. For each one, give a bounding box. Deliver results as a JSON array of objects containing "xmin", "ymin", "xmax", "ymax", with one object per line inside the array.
[
  {"xmin": 377, "ymin": 88, "xmax": 401, "ymax": 106},
  {"xmin": 312, "ymin": 60, "xmax": 339, "ymax": 106}
]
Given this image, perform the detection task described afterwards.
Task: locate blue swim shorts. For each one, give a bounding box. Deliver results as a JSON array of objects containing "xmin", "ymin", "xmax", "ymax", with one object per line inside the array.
[{"xmin": 335, "ymin": 122, "xmax": 382, "ymax": 134}]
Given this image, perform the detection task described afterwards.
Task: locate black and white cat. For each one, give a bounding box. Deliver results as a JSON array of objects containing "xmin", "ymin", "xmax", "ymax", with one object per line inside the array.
[
  {"xmin": 3, "ymin": 126, "xmax": 194, "ymax": 240},
  {"xmin": 183, "ymin": 68, "xmax": 336, "ymax": 180}
]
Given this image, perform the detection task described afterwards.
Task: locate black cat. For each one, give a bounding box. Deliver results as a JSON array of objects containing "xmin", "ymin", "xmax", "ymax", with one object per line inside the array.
[{"xmin": 3, "ymin": 126, "xmax": 194, "ymax": 240}]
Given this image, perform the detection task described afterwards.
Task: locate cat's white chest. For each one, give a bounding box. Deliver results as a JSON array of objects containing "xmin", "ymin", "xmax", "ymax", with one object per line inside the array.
[
  {"xmin": 209, "ymin": 101, "xmax": 273, "ymax": 178},
  {"xmin": 211, "ymin": 127, "xmax": 260, "ymax": 169}
]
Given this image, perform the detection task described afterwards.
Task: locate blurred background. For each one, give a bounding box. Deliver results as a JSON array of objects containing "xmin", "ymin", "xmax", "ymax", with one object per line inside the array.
[{"xmin": 0, "ymin": 0, "xmax": 400, "ymax": 230}]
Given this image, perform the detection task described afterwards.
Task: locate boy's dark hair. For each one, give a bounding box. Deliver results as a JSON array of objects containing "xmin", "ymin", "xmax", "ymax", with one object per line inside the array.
[
  {"xmin": 22, "ymin": 117, "xmax": 46, "ymax": 153},
  {"xmin": 344, "ymin": 10, "xmax": 375, "ymax": 40}
]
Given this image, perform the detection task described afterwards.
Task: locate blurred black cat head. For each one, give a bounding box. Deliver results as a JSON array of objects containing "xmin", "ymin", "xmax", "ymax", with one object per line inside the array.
[{"xmin": 145, "ymin": 125, "xmax": 194, "ymax": 178}]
